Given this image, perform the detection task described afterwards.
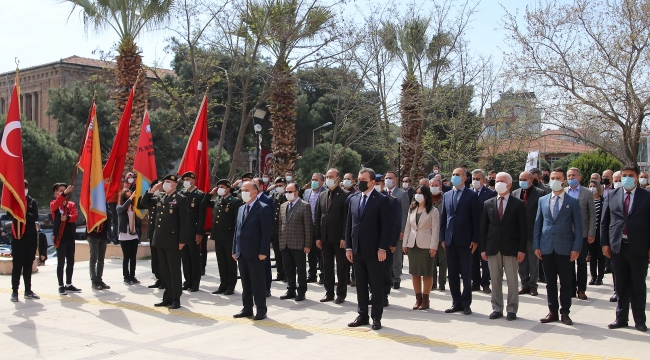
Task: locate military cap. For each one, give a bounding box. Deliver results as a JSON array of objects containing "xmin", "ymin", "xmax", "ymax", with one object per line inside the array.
[
  {"xmin": 162, "ymin": 174, "xmax": 178, "ymax": 182},
  {"xmin": 375, "ymin": 174, "xmax": 385, "ymax": 182},
  {"xmin": 241, "ymin": 172, "xmax": 254, "ymax": 180},
  {"xmin": 52, "ymin": 182, "xmax": 67, "ymax": 192},
  {"xmin": 216, "ymin": 179, "xmax": 231, "ymax": 187},
  {"xmin": 180, "ymin": 171, "xmax": 196, "ymax": 179},
  {"xmin": 275, "ymin": 177, "xmax": 286, "ymax": 184}
]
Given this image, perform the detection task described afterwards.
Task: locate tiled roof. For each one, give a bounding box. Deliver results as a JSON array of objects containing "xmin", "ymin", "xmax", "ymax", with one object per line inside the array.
[{"xmin": 482, "ymin": 129, "xmax": 595, "ymax": 157}]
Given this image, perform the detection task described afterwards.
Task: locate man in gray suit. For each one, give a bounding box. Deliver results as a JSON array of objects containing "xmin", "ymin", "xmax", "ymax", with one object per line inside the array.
[
  {"xmin": 565, "ymin": 167, "xmax": 596, "ymax": 300},
  {"xmin": 384, "ymin": 171, "xmax": 410, "ymax": 289}
]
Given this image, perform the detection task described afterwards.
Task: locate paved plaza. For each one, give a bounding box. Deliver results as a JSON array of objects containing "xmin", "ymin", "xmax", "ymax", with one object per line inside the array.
[{"xmin": 0, "ymin": 256, "xmax": 647, "ymax": 360}]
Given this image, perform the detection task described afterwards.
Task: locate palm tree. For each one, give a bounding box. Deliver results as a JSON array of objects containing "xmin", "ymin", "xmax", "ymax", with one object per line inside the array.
[{"xmin": 65, "ymin": 0, "xmax": 173, "ymax": 169}]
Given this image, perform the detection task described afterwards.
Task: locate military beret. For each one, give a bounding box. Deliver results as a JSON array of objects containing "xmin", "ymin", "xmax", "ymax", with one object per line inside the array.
[
  {"xmin": 52, "ymin": 182, "xmax": 67, "ymax": 192},
  {"xmin": 375, "ymin": 174, "xmax": 385, "ymax": 182},
  {"xmin": 275, "ymin": 177, "xmax": 286, "ymax": 184},
  {"xmin": 241, "ymin": 172, "xmax": 254, "ymax": 180},
  {"xmin": 162, "ymin": 174, "xmax": 178, "ymax": 182},
  {"xmin": 216, "ymin": 179, "xmax": 231, "ymax": 187},
  {"xmin": 180, "ymin": 171, "xmax": 196, "ymax": 179}
]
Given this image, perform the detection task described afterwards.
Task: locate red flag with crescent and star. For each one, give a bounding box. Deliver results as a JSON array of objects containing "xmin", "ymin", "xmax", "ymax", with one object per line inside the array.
[{"xmin": 0, "ymin": 81, "xmax": 27, "ymax": 238}]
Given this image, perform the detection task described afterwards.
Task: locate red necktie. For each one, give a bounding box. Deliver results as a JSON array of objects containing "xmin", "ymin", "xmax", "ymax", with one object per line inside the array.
[
  {"xmin": 523, "ymin": 189, "xmax": 529, "ymax": 205},
  {"xmin": 624, "ymin": 191, "xmax": 630, "ymax": 235},
  {"xmin": 498, "ymin": 197, "xmax": 504, "ymax": 221}
]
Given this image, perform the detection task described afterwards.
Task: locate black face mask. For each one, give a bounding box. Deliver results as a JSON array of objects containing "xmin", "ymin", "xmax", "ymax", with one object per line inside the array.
[
  {"xmin": 542, "ymin": 175, "xmax": 550, "ymax": 183},
  {"xmin": 532, "ymin": 179, "xmax": 539, "ymax": 187},
  {"xmin": 358, "ymin": 180, "xmax": 370, "ymax": 192},
  {"xmin": 488, "ymin": 179, "xmax": 495, "ymax": 187},
  {"xmin": 602, "ymin": 178, "xmax": 611, "ymax": 186}
]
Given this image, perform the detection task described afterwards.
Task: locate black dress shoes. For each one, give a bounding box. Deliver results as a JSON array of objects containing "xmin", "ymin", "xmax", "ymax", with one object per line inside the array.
[
  {"xmin": 233, "ymin": 310, "xmax": 254, "ymax": 318},
  {"xmin": 189, "ymin": 288, "xmax": 199, "ymax": 292},
  {"xmin": 610, "ymin": 293, "xmax": 618, "ymax": 302},
  {"xmin": 506, "ymin": 312, "xmax": 516, "ymax": 321},
  {"xmin": 148, "ymin": 281, "xmax": 162, "ymax": 289},
  {"xmin": 320, "ymin": 294, "xmax": 334, "ymax": 302},
  {"xmin": 348, "ymin": 315, "xmax": 370, "ymax": 327},
  {"xmin": 372, "ymin": 319, "xmax": 382, "ymax": 330},
  {"xmin": 588, "ymin": 278, "xmax": 596, "ymax": 285},
  {"xmin": 182, "ymin": 284, "xmax": 190, "ymax": 290},
  {"xmin": 595, "ymin": 279, "xmax": 603, "ymax": 285},
  {"xmin": 224, "ymin": 289, "xmax": 235, "ymax": 295},
  {"xmin": 154, "ymin": 301, "xmax": 171, "ymax": 307},
  {"xmin": 530, "ymin": 288, "xmax": 538, "ymax": 296},
  {"xmin": 482, "ymin": 286, "xmax": 491, "ymax": 294},
  {"xmin": 212, "ymin": 288, "xmax": 226, "ymax": 295},
  {"xmin": 295, "ymin": 293, "xmax": 305, "ymax": 301},
  {"xmin": 267, "ymin": 291, "xmax": 271, "ymax": 297},
  {"xmin": 608, "ymin": 320, "xmax": 628, "ymax": 329},
  {"xmin": 392, "ymin": 282, "xmax": 400, "ymax": 290},
  {"xmin": 306, "ymin": 275, "xmax": 317, "ymax": 283},
  {"xmin": 463, "ymin": 307, "xmax": 472, "ymax": 315},
  {"xmin": 471, "ymin": 284, "xmax": 481, "ymax": 291},
  {"xmin": 253, "ymin": 313, "xmax": 267, "ymax": 321},
  {"xmin": 334, "ymin": 296, "xmax": 345, "ymax": 304},
  {"xmin": 280, "ymin": 291, "xmax": 296, "ymax": 300},
  {"xmin": 383, "ymin": 297, "xmax": 389, "ymax": 307},
  {"xmin": 445, "ymin": 305, "xmax": 463, "ymax": 313},
  {"xmin": 489, "ymin": 311, "xmax": 503, "ymax": 319},
  {"xmin": 168, "ymin": 300, "xmax": 181, "ymax": 309},
  {"xmin": 636, "ymin": 324, "xmax": 648, "ymax": 332}
]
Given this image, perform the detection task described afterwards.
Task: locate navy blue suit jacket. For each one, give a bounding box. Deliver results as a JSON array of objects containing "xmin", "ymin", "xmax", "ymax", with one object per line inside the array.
[
  {"xmin": 601, "ymin": 186, "xmax": 650, "ymax": 255},
  {"xmin": 439, "ymin": 186, "xmax": 481, "ymax": 247},
  {"xmin": 345, "ymin": 189, "xmax": 392, "ymax": 255},
  {"xmin": 383, "ymin": 191, "xmax": 402, "ymax": 247},
  {"xmin": 258, "ymin": 193, "xmax": 274, "ymax": 243},
  {"xmin": 232, "ymin": 200, "xmax": 273, "ymax": 260}
]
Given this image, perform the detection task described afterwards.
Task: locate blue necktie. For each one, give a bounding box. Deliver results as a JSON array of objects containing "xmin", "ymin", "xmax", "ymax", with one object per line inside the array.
[
  {"xmin": 359, "ymin": 195, "xmax": 367, "ymax": 216},
  {"xmin": 552, "ymin": 196, "xmax": 559, "ymax": 220},
  {"xmin": 244, "ymin": 204, "xmax": 249, "ymax": 221},
  {"xmin": 453, "ymin": 189, "xmax": 460, "ymax": 212}
]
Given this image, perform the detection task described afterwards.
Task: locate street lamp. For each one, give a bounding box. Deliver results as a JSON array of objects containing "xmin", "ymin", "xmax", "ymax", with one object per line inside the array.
[
  {"xmin": 312, "ymin": 122, "xmax": 333, "ymax": 149},
  {"xmin": 396, "ymin": 137, "xmax": 403, "ymax": 178},
  {"xmin": 254, "ymin": 124, "xmax": 262, "ymax": 176}
]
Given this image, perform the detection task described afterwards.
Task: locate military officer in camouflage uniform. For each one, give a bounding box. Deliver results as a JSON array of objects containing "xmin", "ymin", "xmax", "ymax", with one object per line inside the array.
[
  {"xmin": 203, "ymin": 179, "xmax": 244, "ymax": 295},
  {"xmin": 179, "ymin": 171, "xmax": 206, "ymax": 292},
  {"xmin": 270, "ymin": 177, "xmax": 288, "ymax": 281}
]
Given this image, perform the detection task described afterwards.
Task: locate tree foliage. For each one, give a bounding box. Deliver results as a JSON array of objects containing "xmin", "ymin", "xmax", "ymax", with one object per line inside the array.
[
  {"xmin": 569, "ymin": 150, "xmax": 622, "ymax": 186},
  {"xmin": 295, "ymin": 143, "xmax": 361, "ymax": 185}
]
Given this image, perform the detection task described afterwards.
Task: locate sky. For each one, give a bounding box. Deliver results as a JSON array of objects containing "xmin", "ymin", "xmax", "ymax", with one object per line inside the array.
[{"xmin": 0, "ymin": 0, "xmax": 526, "ymax": 73}]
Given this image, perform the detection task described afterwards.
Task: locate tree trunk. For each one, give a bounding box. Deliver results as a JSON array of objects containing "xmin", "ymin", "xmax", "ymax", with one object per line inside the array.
[
  {"xmin": 400, "ymin": 74, "xmax": 423, "ymax": 179},
  {"xmin": 268, "ymin": 60, "xmax": 298, "ymax": 177}
]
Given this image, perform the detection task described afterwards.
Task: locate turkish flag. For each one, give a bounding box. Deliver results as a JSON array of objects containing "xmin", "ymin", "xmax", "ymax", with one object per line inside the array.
[
  {"xmin": 178, "ymin": 94, "xmax": 211, "ymax": 231},
  {"xmin": 103, "ymin": 86, "xmax": 133, "ymax": 201},
  {"xmin": 0, "ymin": 83, "xmax": 27, "ymax": 238}
]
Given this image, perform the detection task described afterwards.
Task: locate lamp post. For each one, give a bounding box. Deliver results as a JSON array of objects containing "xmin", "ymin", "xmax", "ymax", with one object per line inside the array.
[
  {"xmin": 312, "ymin": 122, "xmax": 333, "ymax": 149},
  {"xmin": 254, "ymin": 124, "xmax": 262, "ymax": 176},
  {"xmin": 396, "ymin": 137, "xmax": 403, "ymax": 178}
]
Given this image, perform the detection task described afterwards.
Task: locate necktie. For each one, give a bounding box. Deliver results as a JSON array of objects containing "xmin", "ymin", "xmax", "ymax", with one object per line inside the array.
[
  {"xmin": 387, "ymin": 190, "xmax": 392, "ymax": 197},
  {"xmin": 287, "ymin": 202, "xmax": 294, "ymax": 221},
  {"xmin": 624, "ymin": 191, "xmax": 631, "ymax": 235},
  {"xmin": 498, "ymin": 197, "xmax": 504, "ymax": 221},
  {"xmin": 552, "ymin": 196, "xmax": 559, "ymax": 220},
  {"xmin": 522, "ymin": 189, "xmax": 529, "ymax": 205},
  {"xmin": 359, "ymin": 195, "xmax": 367, "ymax": 216},
  {"xmin": 453, "ymin": 190, "xmax": 460, "ymax": 212},
  {"xmin": 327, "ymin": 190, "xmax": 333, "ymax": 208},
  {"xmin": 244, "ymin": 204, "xmax": 249, "ymax": 221}
]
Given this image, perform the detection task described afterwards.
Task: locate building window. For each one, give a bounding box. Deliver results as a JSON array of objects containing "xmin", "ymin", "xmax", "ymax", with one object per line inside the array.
[
  {"xmin": 638, "ymin": 137, "xmax": 648, "ymax": 163},
  {"xmin": 548, "ymin": 156, "xmax": 561, "ymax": 164},
  {"xmin": 0, "ymin": 98, "xmax": 4, "ymax": 114}
]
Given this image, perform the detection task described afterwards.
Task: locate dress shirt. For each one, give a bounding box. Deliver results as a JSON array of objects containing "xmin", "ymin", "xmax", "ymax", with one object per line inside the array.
[
  {"xmin": 567, "ymin": 185, "xmax": 581, "ymax": 199},
  {"xmin": 622, "ymin": 185, "xmax": 637, "ymax": 213},
  {"xmin": 309, "ymin": 188, "xmax": 322, "ymax": 222},
  {"xmin": 550, "ymin": 191, "xmax": 565, "ymax": 210},
  {"xmin": 497, "ymin": 193, "xmax": 510, "ymax": 212}
]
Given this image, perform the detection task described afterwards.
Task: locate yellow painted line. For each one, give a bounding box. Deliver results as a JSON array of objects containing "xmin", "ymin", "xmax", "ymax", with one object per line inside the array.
[{"xmin": 0, "ymin": 288, "xmax": 635, "ymax": 360}]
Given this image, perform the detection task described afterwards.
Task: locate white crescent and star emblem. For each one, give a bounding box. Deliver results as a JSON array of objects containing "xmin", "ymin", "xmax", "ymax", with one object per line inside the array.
[{"xmin": 1, "ymin": 121, "xmax": 21, "ymax": 158}]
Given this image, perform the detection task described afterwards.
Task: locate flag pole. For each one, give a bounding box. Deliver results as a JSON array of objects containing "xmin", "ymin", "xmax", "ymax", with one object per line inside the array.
[
  {"xmin": 69, "ymin": 91, "xmax": 97, "ymax": 201},
  {"xmin": 13, "ymin": 62, "xmax": 21, "ymax": 238}
]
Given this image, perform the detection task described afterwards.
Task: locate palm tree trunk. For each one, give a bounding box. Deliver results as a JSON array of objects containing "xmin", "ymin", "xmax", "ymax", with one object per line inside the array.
[
  {"xmin": 400, "ymin": 74, "xmax": 423, "ymax": 178},
  {"xmin": 268, "ymin": 60, "xmax": 298, "ymax": 177}
]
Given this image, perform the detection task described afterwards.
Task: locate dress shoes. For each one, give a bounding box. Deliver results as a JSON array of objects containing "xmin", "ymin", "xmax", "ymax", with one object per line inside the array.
[
  {"xmin": 530, "ymin": 288, "xmax": 538, "ymax": 296},
  {"xmin": 154, "ymin": 301, "xmax": 172, "ymax": 307},
  {"xmin": 168, "ymin": 300, "xmax": 181, "ymax": 309},
  {"xmin": 306, "ymin": 275, "xmax": 317, "ymax": 283},
  {"xmin": 482, "ymin": 286, "xmax": 491, "ymax": 294},
  {"xmin": 489, "ymin": 311, "xmax": 503, "ymax": 319},
  {"xmin": 610, "ymin": 293, "xmax": 618, "ymax": 302},
  {"xmin": 518, "ymin": 287, "xmax": 530, "ymax": 295},
  {"xmin": 212, "ymin": 288, "xmax": 226, "ymax": 295},
  {"xmin": 320, "ymin": 294, "xmax": 334, "ymax": 302},
  {"xmin": 577, "ymin": 291, "xmax": 588, "ymax": 300},
  {"xmin": 181, "ymin": 284, "xmax": 190, "ymax": 291},
  {"xmin": 438, "ymin": 284, "xmax": 445, "ymax": 291},
  {"xmin": 233, "ymin": 310, "xmax": 254, "ymax": 318},
  {"xmin": 148, "ymin": 281, "xmax": 162, "ymax": 289},
  {"xmin": 588, "ymin": 278, "xmax": 596, "ymax": 286},
  {"xmin": 506, "ymin": 312, "xmax": 517, "ymax": 321},
  {"xmin": 280, "ymin": 291, "xmax": 296, "ymax": 300},
  {"xmin": 471, "ymin": 284, "xmax": 481, "ymax": 291},
  {"xmin": 540, "ymin": 312, "xmax": 559, "ymax": 323},
  {"xmin": 348, "ymin": 315, "xmax": 370, "ymax": 327},
  {"xmin": 595, "ymin": 279, "xmax": 603, "ymax": 285},
  {"xmin": 273, "ymin": 276, "xmax": 285, "ymax": 282},
  {"xmin": 350, "ymin": 279, "xmax": 356, "ymax": 287},
  {"xmin": 608, "ymin": 320, "xmax": 628, "ymax": 329},
  {"xmin": 463, "ymin": 307, "xmax": 472, "ymax": 315},
  {"xmin": 561, "ymin": 314, "xmax": 573, "ymax": 325},
  {"xmin": 253, "ymin": 313, "xmax": 267, "ymax": 321},
  {"xmin": 635, "ymin": 324, "xmax": 648, "ymax": 332},
  {"xmin": 445, "ymin": 305, "xmax": 464, "ymax": 313},
  {"xmin": 190, "ymin": 288, "xmax": 199, "ymax": 292},
  {"xmin": 267, "ymin": 291, "xmax": 271, "ymax": 298},
  {"xmin": 334, "ymin": 296, "xmax": 345, "ymax": 304},
  {"xmin": 295, "ymin": 293, "xmax": 305, "ymax": 301},
  {"xmin": 392, "ymin": 282, "xmax": 400, "ymax": 290},
  {"xmin": 224, "ymin": 289, "xmax": 235, "ymax": 295},
  {"xmin": 383, "ymin": 297, "xmax": 389, "ymax": 307},
  {"xmin": 372, "ymin": 319, "xmax": 382, "ymax": 330}
]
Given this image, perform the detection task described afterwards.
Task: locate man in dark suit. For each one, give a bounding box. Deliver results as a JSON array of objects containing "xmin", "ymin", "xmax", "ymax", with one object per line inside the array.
[
  {"xmin": 480, "ymin": 172, "xmax": 527, "ymax": 321},
  {"xmin": 402, "ymin": 176, "xmax": 415, "ymax": 203},
  {"xmin": 254, "ymin": 177, "xmax": 275, "ymax": 297},
  {"xmin": 530, "ymin": 168, "xmax": 552, "ymax": 194},
  {"xmin": 203, "ymin": 179, "xmax": 243, "ymax": 295},
  {"xmin": 470, "ymin": 169, "xmax": 496, "ymax": 294},
  {"xmin": 375, "ymin": 174, "xmax": 401, "ymax": 306},
  {"xmin": 346, "ymin": 168, "xmax": 392, "ymax": 330},
  {"xmin": 534, "ymin": 168, "xmax": 583, "ymax": 325},
  {"xmin": 278, "ymin": 183, "xmax": 313, "ymax": 301},
  {"xmin": 232, "ymin": 181, "xmax": 273, "ymax": 320},
  {"xmin": 141, "ymin": 174, "xmax": 189, "ymax": 309},
  {"xmin": 512, "ymin": 171, "xmax": 545, "ymax": 296},
  {"xmin": 179, "ymin": 171, "xmax": 206, "ymax": 292},
  {"xmin": 303, "ymin": 173, "xmax": 327, "ymax": 283},
  {"xmin": 440, "ymin": 168, "xmax": 481, "ymax": 315},
  {"xmin": 384, "ymin": 171, "xmax": 409, "ymax": 290},
  {"xmin": 601, "ymin": 164, "xmax": 650, "ymax": 332},
  {"xmin": 315, "ymin": 168, "xmax": 350, "ymax": 303}
]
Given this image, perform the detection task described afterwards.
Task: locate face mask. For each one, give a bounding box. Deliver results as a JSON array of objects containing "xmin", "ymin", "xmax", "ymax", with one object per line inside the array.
[
  {"xmin": 589, "ymin": 187, "xmax": 597, "ymax": 194},
  {"xmin": 415, "ymin": 194, "xmax": 425, "ymax": 203},
  {"xmin": 276, "ymin": 186, "xmax": 285, "ymax": 194},
  {"xmin": 488, "ymin": 179, "xmax": 496, "ymax": 187},
  {"xmin": 311, "ymin": 181, "xmax": 319, "ymax": 190},
  {"xmin": 532, "ymin": 179, "xmax": 539, "ymax": 187},
  {"xmin": 433, "ymin": 170, "xmax": 439, "ymax": 174},
  {"xmin": 153, "ymin": 190, "xmax": 161, "ymax": 197},
  {"xmin": 343, "ymin": 179, "xmax": 352, "ymax": 188},
  {"xmin": 127, "ymin": 178, "xmax": 134, "ymax": 184},
  {"xmin": 325, "ymin": 179, "xmax": 336, "ymax": 189},
  {"xmin": 640, "ymin": 178, "xmax": 648, "ymax": 185},
  {"xmin": 621, "ymin": 176, "xmax": 636, "ymax": 190},
  {"xmin": 285, "ymin": 176, "xmax": 292, "ymax": 181},
  {"xmin": 542, "ymin": 175, "xmax": 550, "ymax": 183},
  {"xmin": 568, "ymin": 179, "xmax": 580, "ymax": 188},
  {"xmin": 183, "ymin": 181, "xmax": 191, "ymax": 189},
  {"xmin": 24, "ymin": 189, "xmax": 28, "ymax": 196},
  {"xmin": 451, "ymin": 175, "xmax": 462, "ymax": 187},
  {"xmin": 472, "ymin": 180, "xmax": 481, "ymax": 190},
  {"xmin": 402, "ymin": 182, "xmax": 409, "ymax": 189},
  {"xmin": 358, "ymin": 181, "xmax": 369, "ymax": 192},
  {"xmin": 374, "ymin": 185, "xmax": 383, "ymax": 192},
  {"xmin": 217, "ymin": 188, "xmax": 226, "ymax": 196},
  {"xmin": 163, "ymin": 182, "xmax": 173, "ymax": 193},
  {"xmin": 262, "ymin": 177, "xmax": 269, "ymax": 183},
  {"xmin": 519, "ymin": 181, "xmax": 529, "ymax": 190},
  {"xmin": 495, "ymin": 182, "xmax": 508, "ymax": 194},
  {"xmin": 602, "ymin": 178, "xmax": 611, "ymax": 186},
  {"xmin": 549, "ymin": 179, "xmax": 563, "ymax": 192},
  {"xmin": 241, "ymin": 191, "xmax": 252, "ymax": 203},
  {"xmin": 431, "ymin": 187, "xmax": 441, "ymax": 195},
  {"xmin": 385, "ymin": 179, "xmax": 394, "ymax": 189},
  {"xmin": 285, "ymin": 192, "xmax": 295, "ymax": 201},
  {"xmin": 613, "ymin": 181, "xmax": 622, "ymax": 189}
]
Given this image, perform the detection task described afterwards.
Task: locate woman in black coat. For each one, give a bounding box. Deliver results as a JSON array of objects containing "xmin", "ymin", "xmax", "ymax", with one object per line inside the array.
[{"xmin": 117, "ymin": 189, "xmax": 142, "ymax": 285}]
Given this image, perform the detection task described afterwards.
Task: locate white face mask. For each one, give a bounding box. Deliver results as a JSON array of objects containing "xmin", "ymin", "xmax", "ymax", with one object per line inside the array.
[
  {"xmin": 241, "ymin": 191, "xmax": 252, "ymax": 203},
  {"xmin": 414, "ymin": 194, "xmax": 425, "ymax": 203},
  {"xmin": 217, "ymin": 188, "xmax": 226, "ymax": 196},
  {"xmin": 431, "ymin": 187, "xmax": 441, "ymax": 195},
  {"xmin": 163, "ymin": 182, "xmax": 173, "ymax": 193},
  {"xmin": 127, "ymin": 178, "xmax": 134, "ymax": 184},
  {"xmin": 276, "ymin": 186, "xmax": 285, "ymax": 194},
  {"xmin": 385, "ymin": 179, "xmax": 394, "ymax": 189},
  {"xmin": 613, "ymin": 181, "xmax": 622, "ymax": 189},
  {"xmin": 325, "ymin": 178, "xmax": 337, "ymax": 189},
  {"xmin": 24, "ymin": 189, "xmax": 28, "ymax": 196},
  {"xmin": 549, "ymin": 179, "xmax": 564, "ymax": 192},
  {"xmin": 433, "ymin": 170, "xmax": 439, "ymax": 174},
  {"xmin": 183, "ymin": 181, "xmax": 191, "ymax": 189},
  {"xmin": 285, "ymin": 192, "xmax": 295, "ymax": 201},
  {"xmin": 285, "ymin": 176, "xmax": 292, "ymax": 181},
  {"xmin": 472, "ymin": 180, "xmax": 482, "ymax": 190},
  {"xmin": 343, "ymin": 179, "xmax": 352, "ymax": 188},
  {"xmin": 589, "ymin": 187, "xmax": 597, "ymax": 194},
  {"xmin": 402, "ymin": 182, "xmax": 409, "ymax": 189},
  {"xmin": 374, "ymin": 185, "xmax": 383, "ymax": 192},
  {"xmin": 262, "ymin": 177, "xmax": 269, "ymax": 183},
  {"xmin": 640, "ymin": 178, "xmax": 648, "ymax": 185},
  {"xmin": 495, "ymin": 181, "xmax": 508, "ymax": 194}
]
